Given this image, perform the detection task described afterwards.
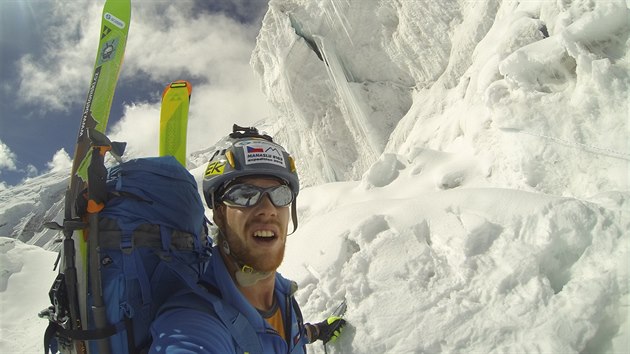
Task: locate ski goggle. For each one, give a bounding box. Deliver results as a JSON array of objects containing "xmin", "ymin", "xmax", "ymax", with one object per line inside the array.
[{"xmin": 220, "ymin": 184, "xmax": 294, "ymax": 208}]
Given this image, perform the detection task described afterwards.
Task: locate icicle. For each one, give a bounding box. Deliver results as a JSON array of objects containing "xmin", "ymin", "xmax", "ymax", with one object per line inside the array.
[
  {"xmin": 314, "ymin": 35, "xmax": 380, "ymax": 164},
  {"xmin": 324, "ymin": 0, "xmax": 354, "ymax": 47}
]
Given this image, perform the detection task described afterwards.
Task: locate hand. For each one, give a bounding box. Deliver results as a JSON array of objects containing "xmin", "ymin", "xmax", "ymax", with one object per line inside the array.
[{"xmin": 312, "ymin": 316, "xmax": 346, "ymax": 344}]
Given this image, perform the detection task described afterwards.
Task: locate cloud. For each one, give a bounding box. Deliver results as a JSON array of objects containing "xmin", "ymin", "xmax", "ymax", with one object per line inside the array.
[
  {"xmin": 25, "ymin": 165, "xmax": 38, "ymax": 178},
  {"xmin": 0, "ymin": 139, "xmax": 39, "ymax": 183},
  {"xmin": 16, "ymin": 2, "xmax": 103, "ymax": 111},
  {"xmin": 16, "ymin": 1, "xmax": 273, "ymax": 159},
  {"xmin": 203, "ymin": 0, "xmax": 269, "ymax": 23},
  {"xmin": 106, "ymin": 2, "xmax": 271, "ymax": 158},
  {"xmin": 108, "ymin": 102, "xmax": 161, "ymax": 158},
  {"xmin": 0, "ymin": 140, "xmax": 18, "ymax": 173},
  {"xmin": 17, "ymin": 1, "xmax": 268, "ymax": 111},
  {"xmin": 46, "ymin": 149, "xmax": 72, "ymax": 174},
  {"xmin": 187, "ymin": 83, "xmax": 271, "ymax": 153}
]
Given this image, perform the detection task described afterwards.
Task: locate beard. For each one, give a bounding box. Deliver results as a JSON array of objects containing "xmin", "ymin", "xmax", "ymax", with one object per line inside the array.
[{"xmin": 222, "ymin": 221, "xmax": 286, "ymax": 272}]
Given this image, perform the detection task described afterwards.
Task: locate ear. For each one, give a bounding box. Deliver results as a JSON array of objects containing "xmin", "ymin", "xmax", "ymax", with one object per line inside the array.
[{"xmin": 213, "ymin": 205, "xmax": 225, "ymax": 229}]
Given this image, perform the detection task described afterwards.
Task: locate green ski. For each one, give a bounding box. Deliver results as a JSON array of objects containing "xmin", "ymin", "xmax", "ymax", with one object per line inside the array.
[
  {"xmin": 40, "ymin": 1, "xmax": 131, "ymax": 353},
  {"xmin": 159, "ymin": 80, "xmax": 192, "ymax": 166}
]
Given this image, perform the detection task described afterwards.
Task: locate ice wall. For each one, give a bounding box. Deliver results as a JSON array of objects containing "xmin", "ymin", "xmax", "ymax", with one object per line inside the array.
[
  {"xmin": 252, "ymin": 0, "xmax": 629, "ymax": 198},
  {"xmin": 251, "ymin": 0, "xmax": 414, "ymax": 187}
]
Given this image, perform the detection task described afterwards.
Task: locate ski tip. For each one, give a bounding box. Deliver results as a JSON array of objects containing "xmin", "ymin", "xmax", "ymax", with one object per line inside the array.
[{"xmin": 161, "ymin": 80, "xmax": 192, "ymax": 100}]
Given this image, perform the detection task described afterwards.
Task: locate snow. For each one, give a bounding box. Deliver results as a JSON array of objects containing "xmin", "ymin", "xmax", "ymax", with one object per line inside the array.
[
  {"xmin": 1, "ymin": 0, "xmax": 629, "ymax": 353},
  {"xmin": 0, "ymin": 237, "xmax": 57, "ymax": 353},
  {"xmin": 283, "ymin": 177, "xmax": 629, "ymax": 353},
  {"xmin": 0, "ymin": 169, "xmax": 67, "ymax": 249}
]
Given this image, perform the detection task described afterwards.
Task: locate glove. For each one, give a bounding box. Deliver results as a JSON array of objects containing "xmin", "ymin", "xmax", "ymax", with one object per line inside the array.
[{"xmin": 311, "ymin": 316, "xmax": 347, "ymax": 344}]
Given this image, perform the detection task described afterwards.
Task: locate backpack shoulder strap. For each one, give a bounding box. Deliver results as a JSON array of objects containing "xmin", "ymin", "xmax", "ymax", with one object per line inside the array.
[{"xmin": 157, "ymin": 282, "xmax": 263, "ymax": 354}]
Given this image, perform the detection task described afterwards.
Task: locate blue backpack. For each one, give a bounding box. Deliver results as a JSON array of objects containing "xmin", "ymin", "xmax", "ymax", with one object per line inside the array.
[
  {"xmin": 95, "ymin": 156, "xmax": 210, "ymax": 353},
  {"xmin": 43, "ymin": 155, "xmax": 270, "ymax": 354},
  {"xmin": 43, "ymin": 156, "xmax": 210, "ymax": 354}
]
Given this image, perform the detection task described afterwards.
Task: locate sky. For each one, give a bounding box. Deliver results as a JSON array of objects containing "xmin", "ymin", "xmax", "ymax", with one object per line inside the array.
[{"xmin": 0, "ymin": 0, "xmax": 271, "ymax": 188}]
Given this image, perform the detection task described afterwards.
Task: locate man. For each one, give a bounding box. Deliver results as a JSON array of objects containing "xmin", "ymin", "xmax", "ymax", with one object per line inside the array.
[{"xmin": 150, "ymin": 126, "xmax": 345, "ymax": 353}]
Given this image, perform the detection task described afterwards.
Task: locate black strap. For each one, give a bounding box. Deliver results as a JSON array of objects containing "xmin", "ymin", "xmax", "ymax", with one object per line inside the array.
[
  {"xmin": 60, "ymin": 321, "xmax": 123, "ymax": 340},
  {"xmin": 125, "ymin": 316, "xmax": 138, "ymax": 354},
  {"xmin": 230, "ymin": 124, "xmax": 273, "ymax": 142},
  {"xmin": 43, "ymin": 321, "xmax": 57, "ymax": 354},
  {"xmin": 97, "ymin": 218, "xmax": 200, "ymax": 251},
  {"xmin": 199, "ymin": 280, "xmax": 221, "ymax": 298},
  {"xmin": 43, "ymin": 318, "xmax": 128, "ymax": 354}
]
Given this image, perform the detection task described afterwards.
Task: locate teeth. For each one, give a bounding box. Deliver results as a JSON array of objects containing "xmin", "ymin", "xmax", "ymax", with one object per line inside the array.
[{"xmin": 254, "ymin": 230, "xmax": 275, "ymax": 238}]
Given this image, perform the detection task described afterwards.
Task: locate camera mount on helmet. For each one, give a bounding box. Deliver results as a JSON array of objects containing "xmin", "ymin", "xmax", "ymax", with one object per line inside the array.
[{"xmin": 229, "ymin": 124, "xmax": 273, "ymax": 142}]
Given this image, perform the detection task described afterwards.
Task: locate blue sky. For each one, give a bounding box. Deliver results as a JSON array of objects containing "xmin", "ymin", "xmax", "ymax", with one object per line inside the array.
[{"xmin": 0, "ymin": 0, "xmax": 270, "ymax": 188}]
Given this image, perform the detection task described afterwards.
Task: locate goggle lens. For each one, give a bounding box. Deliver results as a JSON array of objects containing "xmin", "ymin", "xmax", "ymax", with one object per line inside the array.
[{"xmin": 221, "ymin": 184, "xmax": 293, "ymax": 208}]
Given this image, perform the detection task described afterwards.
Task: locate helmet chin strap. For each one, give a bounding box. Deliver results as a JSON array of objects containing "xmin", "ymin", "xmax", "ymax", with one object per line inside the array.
[{"xmin": 220, "ymin": 234, "xmax": 272, "ymax": 287}]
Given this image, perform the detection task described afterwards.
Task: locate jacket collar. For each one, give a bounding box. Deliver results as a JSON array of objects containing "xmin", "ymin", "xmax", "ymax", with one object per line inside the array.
[{"xmin": 201, "ymin": 245, "xmax": 297, "ymax": 331}]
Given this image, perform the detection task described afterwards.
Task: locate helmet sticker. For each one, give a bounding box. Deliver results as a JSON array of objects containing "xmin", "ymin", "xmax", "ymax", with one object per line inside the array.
[
  {"xmin": 241, "ymin": 141, "xmax": 286, "ymax": 167},
  {"xmin": 205, "ymin": 161, "xmax": 226, "ymax": 177}
]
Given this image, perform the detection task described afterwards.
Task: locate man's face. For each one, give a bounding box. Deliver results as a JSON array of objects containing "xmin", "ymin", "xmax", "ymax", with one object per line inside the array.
[{"xmin": 216, "ymin": 177, "xmax": 290, "ymax": 272}]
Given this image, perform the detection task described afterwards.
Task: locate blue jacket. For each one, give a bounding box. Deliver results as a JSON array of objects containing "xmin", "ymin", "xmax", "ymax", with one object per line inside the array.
[{"xmin": 149, "ymin": 246, "xmax": 310, "ymax": 353}]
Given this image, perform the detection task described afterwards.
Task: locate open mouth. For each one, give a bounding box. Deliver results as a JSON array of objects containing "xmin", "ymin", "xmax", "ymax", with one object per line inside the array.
[{"xmin": 253, "ymin": 230, "xmax": 277, "ymax": 243}]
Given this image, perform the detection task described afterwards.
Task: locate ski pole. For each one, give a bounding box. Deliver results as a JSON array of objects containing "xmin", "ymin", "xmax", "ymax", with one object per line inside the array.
[{"xmin": 87, "ymin": 129, "xmax": 113, "ymax": 354}]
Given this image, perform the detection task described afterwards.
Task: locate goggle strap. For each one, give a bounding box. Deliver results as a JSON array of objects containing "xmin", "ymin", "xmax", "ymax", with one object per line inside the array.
[{"xmin": 289, "ymin": 200, "xmax": 298, "ymax": 235}]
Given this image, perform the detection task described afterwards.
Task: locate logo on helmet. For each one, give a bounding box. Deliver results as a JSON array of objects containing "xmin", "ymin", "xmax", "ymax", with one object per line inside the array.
[
  {"xmin": 205, "ymin": 161, "xmax": 226, "ymax": 177},
  {"xmin": 239, "ymin": 141, "xmax": 286, "ymax": 167}
]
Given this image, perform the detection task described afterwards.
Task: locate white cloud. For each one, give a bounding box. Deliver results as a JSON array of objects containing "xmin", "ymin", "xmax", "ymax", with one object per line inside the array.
[
  {"xmin": 108, "ymin": 102, "xmax": 161, "ymax": 159},
  {"xmin": 17, "ymin": 1, "xmax": 272, "ymax": 158},
  {"xmin": 46, "ymin": 149, "xmax": 72, "ymax": 174},
  {"xmin": 17, "ymin": 2, "xmax": 102, "ymax": 111},
  {"xmin": 187, "ymin": 83, "xmax": 271, "ymax": 153},
  {"xmin": 0, "ymin": 140, "xmax": 18, "ymax": 173},
  {"xmin": 25, "ymin": 164, "xmax": 39, "ymax": 178},
  {"xmin": 103, "ymin": 2, "xmax": 271, "ymax": 158},
  {"xmin": 107, "ymin": 76, "xmax": 271, "ymax": 162},
  {"xmin": 126, "ymin": 6, "xmax": 259, "ymax": 80},
  {"xmin": 123, "ymin": 2, "xmax": 273, "ymax": 147},
  {"xmin": 17, "ymin": 1, "xmax": 269, "ymax": 111}
]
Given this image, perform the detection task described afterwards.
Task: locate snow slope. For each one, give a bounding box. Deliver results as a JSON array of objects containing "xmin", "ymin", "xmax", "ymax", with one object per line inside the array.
[
  {"xmin": 1, "ymin": 0, "xmax": 629, "ymax": 353},
  {"xmin": 0, "ymin": 169, "xmax": 67, "ymax": 249},
  {"xmin": 282, "ymin": 157, "xmax": 629, "ymax": 353},
  {"xmin": 0, "ymin": 238, "xmax": 57, "ymax": 353}
]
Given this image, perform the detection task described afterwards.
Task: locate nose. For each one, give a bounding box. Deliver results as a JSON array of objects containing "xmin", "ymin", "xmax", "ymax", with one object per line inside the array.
[{"xmin": 254, "ymin": 193, "xmax": 278, "ymax": 216}]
